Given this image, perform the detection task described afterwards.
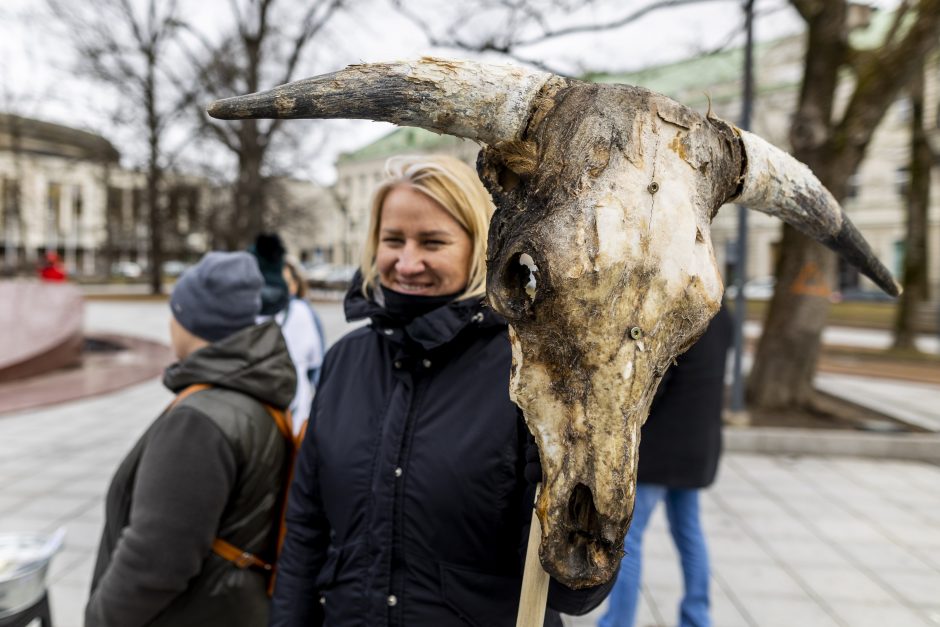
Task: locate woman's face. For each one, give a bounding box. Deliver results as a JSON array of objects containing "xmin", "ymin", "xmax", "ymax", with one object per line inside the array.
[{"xmin": 376, "ymin": 184, "xmax": 472, "ymax": 296}]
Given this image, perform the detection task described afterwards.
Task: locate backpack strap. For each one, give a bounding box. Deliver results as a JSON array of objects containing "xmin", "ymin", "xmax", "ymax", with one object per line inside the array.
[
  {"xmin": 167, "ymin": 383, "xmax": 212, "ymax": 411},
  {"xmin": 170, "ymin": 383, "xmax": 298, "ymax": 592},
  {"xmin": 211, "ymin": 538, "xmax": 271, "ymax": 572}
]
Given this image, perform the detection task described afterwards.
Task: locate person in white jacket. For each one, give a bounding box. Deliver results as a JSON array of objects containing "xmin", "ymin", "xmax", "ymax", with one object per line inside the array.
[{"xmin": 277, "ymin": 259, "xmax": 326, "ymax": 434}]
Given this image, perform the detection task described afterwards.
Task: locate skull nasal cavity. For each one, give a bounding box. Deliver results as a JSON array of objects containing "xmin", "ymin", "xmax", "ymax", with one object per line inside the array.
[{"xmin": 567, "ymin": 483, "xmax": 599, "ymax": 532}]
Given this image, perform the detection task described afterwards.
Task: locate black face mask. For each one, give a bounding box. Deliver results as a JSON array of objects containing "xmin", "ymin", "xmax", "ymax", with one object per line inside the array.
[{"xmin": 380, "ymin": 286, "xmax": 459, "ymax": 323}]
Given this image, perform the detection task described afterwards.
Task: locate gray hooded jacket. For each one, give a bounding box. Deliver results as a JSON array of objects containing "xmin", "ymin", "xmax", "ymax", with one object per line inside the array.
[{"xmin": 86, "ymin": 321, "xmax": 296, "ymax": 627}]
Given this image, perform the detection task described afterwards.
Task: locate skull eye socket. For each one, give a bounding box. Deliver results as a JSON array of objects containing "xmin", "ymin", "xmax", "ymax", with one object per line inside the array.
[{"xmin": 496, "ymin": 251, "xmax": 541, "ymax": 318}]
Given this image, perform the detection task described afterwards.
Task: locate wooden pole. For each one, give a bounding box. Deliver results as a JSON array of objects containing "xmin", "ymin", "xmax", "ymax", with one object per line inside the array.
[{"xmin": 516, "ymin": 486, "xmax": 550, "ymax": 627}]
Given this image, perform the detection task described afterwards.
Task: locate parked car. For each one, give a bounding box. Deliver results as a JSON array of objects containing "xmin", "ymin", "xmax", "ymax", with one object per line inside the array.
[
  {"xmin": 323, "ymin": 264, "xmax": 358, "ymax": 290},
  {"xmin": 831, "ymin": 287, "xmax": 896, "ymax": 303},
  {"xmin": 161, "ymin": 260, "xmax": 189, "ymax": 277},
  {"xmin": 725, "ymin": 276, "xmax": 776, "ymax": 301},
  {"xmin": 303, "ymin": 262, "xmax": 334, "ymax": 283},
  {"xmin": 110, "ymin": 261, "xmax": 143, "ymax": 279}
]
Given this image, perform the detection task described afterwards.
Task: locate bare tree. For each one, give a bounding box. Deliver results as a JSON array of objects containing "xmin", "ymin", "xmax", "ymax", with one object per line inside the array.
[
  {"xmin": 892, "ymin": 55, "xmax": 933, "ymax": 351},
  {"xmin": 190, "ymin": 0, "xmax": 345, "ymax": 248},
  {"xmin": 392, "ymin": 0, "xmax": 779, "ymax": 75},
  {"xmin": 47, "ymin": 0, "xmax": 199, "ymax": 294},
  {"xmin": 748, "ymin": 1, "xmax": 940, "ymax": 409}
]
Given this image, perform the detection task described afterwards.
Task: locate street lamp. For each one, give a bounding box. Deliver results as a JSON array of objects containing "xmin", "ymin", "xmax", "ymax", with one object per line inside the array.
[{"xmin": 729, "ymin": 0, "xmax": 755, "ymax": 422}]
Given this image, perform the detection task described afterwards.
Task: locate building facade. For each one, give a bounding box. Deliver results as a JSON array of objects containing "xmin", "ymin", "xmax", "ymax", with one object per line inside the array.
[{"xmin": 0, "ymin": 113, "xmax": 334, "ymax": 277}]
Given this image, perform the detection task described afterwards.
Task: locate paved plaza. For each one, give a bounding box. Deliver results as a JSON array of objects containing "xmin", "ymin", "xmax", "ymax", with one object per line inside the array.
[{"xmin": 1, "ymin": 301, "xmax": 939, "ymax": 626}]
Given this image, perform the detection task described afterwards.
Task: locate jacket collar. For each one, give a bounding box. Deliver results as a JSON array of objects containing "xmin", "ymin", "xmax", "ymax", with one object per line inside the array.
[
  {"xmin": 344, "ymin": 274, "xmax": 504, "ymax": 351},
  {"xmin": 162, "ymin": 320, "xmax": 297, "ymax": 408}
]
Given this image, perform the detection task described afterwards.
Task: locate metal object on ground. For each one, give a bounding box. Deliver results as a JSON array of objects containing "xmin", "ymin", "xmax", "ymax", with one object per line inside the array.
[{"xmin": 0, "ymin": 530, "xmax": 64, "ymax": 619}]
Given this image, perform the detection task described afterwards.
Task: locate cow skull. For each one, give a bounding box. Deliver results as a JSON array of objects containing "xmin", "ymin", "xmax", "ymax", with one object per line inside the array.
[{"xmin": 208, "ymin": 57, "xmax": 899, "ymax": 588}]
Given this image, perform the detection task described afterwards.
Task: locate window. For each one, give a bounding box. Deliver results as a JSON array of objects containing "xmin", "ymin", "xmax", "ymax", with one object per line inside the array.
[
  {"xmin": 895, "ymin": 97, "xmax": 912, "ymax": 123},
  {"xmin": 1, "ymin": 178, "xmax": 20, "ymax": 232},
  {"xmin": 47, "ymin": 183, "xmax": 63, "ymax": 237},
  {"xmin": 893, "ymin": 240, "xmax": 905, "ymax": 279},
  {"xmin": 73, "ymin": 185, "xmax": 83, "ymax": 229},
  {"xmin": 895, "ymin": 167, "xmax": 910, "ymax": 197},
  {"xmin": 107, "ymin": 187, "xmax": 123, "ymax": 231},
  {"xmin": 132, "ymin": 188, "xmax": 144, "ymax": 227},
  {"xmin": 845, "ymin": 171, "xmax": 861, "ymax": 200}
]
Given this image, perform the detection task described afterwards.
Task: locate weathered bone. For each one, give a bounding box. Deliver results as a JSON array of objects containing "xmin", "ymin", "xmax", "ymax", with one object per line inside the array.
[
  {"xmin": 734, "ymin": 129, "xmax": 900, "ymax": 295},
  {"xmin": 208, "ymin": 57, "xmax": 550, "ymax": 146},
  {"xmin": 208, "ymin": 57, "xmax": 900, "ymax": 589}
]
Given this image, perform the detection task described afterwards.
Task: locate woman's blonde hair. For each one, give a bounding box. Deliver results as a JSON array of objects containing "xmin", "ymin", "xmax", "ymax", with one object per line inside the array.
[{"xmin": 360, "ymin": 154, "xmax": 495, "ymax": 301}]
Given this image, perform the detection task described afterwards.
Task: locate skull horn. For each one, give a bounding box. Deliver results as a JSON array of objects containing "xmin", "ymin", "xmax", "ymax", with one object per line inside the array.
[
  {"xmin": 207, "ymin": 57, "xmax": 551, "ymax": 146},
  {"xmin": 733, "ymin": 129, "xmax": 900, "ymax": 296}
]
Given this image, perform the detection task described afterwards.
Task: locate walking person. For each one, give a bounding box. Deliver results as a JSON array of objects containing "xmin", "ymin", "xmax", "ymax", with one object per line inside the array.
[
  {"xmin": 86, "ymin": 251, "xmax": 297, "ymax": 627},
  {"xmin": 598, "ymin": 306, "xmax": 733, "ymax": 627},
  {"xmin": 281, "ymin": 258, "xmax": 327, "ymax": 432},
  {"xmin": 249, "ymin": 234, "xmax": 326, "ymax": 434},
  {"xmin": 270, "ymin": 155, "xmax": 612, "ymax": 626}
]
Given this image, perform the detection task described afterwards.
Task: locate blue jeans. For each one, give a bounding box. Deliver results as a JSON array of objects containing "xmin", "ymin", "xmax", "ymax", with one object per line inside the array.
[{"xmin": 598, "ymin": 484, "xmax": 711, "ymax": 627}]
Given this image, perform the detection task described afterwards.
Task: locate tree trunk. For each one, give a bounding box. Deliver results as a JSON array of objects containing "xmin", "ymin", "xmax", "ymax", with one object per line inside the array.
[
  {"xmin": 893, "ymin": 61, "xmax": 931, "ymax": 350},
  {"xmin": 747, "ymin": 2, "xmax": 848, "ymax": 410},
  {"xmin": 748, "ymin": 227, "xmax": 835, "ymax": 407},
  {"xmin": 235, "ymin": 118, "xmax": 266, "ymax": 247},
  {"xmin": 146, "ymin": 57, "xmax": 164, "ymax": 295}
]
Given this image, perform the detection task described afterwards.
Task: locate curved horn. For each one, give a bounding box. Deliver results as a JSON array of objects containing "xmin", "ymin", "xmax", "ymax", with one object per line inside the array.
[
  {"xmin": 734, "ymin": 129, "xmax": 900, "ymax": 296},
  {"xmin": 207, "ymin": 57, "xmax": 551, "ymax": 145}
]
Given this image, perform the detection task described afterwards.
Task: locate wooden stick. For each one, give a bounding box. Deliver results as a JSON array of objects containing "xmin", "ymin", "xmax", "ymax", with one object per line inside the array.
[{"xmin": 516, "ymin": 486, "xmax": 550, "ymax": 627}]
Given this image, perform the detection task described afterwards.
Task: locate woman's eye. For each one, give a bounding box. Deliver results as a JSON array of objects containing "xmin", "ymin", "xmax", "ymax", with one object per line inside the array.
[
  {"xmin": 424, "ymin": 240, "xmax": 446, "ymax": 248},
  {"xmin": 382, "ymin": 237, "xmax": 404, "ymax": 245}
]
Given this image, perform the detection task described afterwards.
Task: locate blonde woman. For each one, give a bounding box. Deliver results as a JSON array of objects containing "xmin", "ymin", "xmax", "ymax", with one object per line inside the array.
[{"xmin": 271, "ymin": 155, "xmax": 611, "ymax": 626}]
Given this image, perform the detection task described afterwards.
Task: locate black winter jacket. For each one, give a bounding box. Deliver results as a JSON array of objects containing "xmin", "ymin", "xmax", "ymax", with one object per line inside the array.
[
  {"xmin": 86, "ymin": 321, "xmax": 296, "ymax": 627},
  {"xmin": 270, "ymin": 286, "xmax": 612, "ymax": 627},
  {"xmin": 636, "ymin": 307, "xmax": 733, "ymax": 488}
]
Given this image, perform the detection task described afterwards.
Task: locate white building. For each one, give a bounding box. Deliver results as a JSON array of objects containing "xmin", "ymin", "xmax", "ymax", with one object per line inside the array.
[
  {"xmin": 0, "ymin": 113, "xmax": 336, "ymax": 276},
  {"xmin": 0, "ymin": 113, "xmax": 119, "ymax": 275}
]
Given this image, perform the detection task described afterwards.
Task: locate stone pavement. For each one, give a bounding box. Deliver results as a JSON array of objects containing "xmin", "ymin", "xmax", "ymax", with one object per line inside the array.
[{"xmin": 1, "ymin": 301, "xmax": 939, "ymax": 626}]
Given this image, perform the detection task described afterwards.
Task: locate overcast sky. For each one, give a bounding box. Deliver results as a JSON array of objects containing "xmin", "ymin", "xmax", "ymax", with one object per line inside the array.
[{"xmin": 0, "ymin": 0, "xmax": 901, "ymax": 182}]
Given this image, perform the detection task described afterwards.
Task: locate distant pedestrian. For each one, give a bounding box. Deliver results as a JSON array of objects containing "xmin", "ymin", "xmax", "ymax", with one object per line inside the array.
[
  {"xmin": 38, "ymin": 251, "xmax": 66, "ymax": 282},
  {"xmin": 599, "ymin": 306, "xmax": 733, "ymax": 627},
  {"xmin": 249, "ymin": 232, "xmax": 291, "ymax": 316},
  {"xmin": 86, "ymin": 251, "xmax": 297, "ymax": 627},
  {"xmin": 280, "ymin": 258, "xmax": 326, "ymax": 433}
]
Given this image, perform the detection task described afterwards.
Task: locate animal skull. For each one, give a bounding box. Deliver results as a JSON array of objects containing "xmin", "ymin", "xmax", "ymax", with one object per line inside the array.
[{"xmin": 208, "ymin": 57, "xmax": 899, "ymax": 588}]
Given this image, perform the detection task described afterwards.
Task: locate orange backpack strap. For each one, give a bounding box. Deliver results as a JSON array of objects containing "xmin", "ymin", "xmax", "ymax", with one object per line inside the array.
[
  {"xmin": 171, "ymin": 382, "xmax": 300, "ymax": 595},
  {"xmin": 263, "ymin": 407, "xmax": 303, "ymax": 596},
  {"xmin": 167, "ymin": 383, "xmax": 212, "ymax": 412},
  {"xmin": 212, "ymin": 538, "xmax": 272, "ymax": 572}
]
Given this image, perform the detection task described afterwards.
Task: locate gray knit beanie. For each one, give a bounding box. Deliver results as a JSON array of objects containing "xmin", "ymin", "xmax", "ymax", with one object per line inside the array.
[{"xmin": 170, "ymin": 251, "xmax": 263, "ymax": 343}]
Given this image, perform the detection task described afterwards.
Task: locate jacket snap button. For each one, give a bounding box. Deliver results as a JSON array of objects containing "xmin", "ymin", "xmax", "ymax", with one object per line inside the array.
[
  {"xmin": 319, "ymin": 596, "xmax": 326, "ymax": 605},
  {"xmin": 394, "ymin": 361, "xmax": 402, "ymax": 369},
  {"xmin": 394, "ymin": 467, "xmax": 402, "ymax": 477},
  {"xmin": 471, "ymin": 312, "xmax": 484, "ymax": 323},
  {"xmin": 384, "ymin": 328, "xmax": 394, "ymax": 335},
  {"xmin": 422, "ymin": 359, "xmax": 432, "ymax": 368},
  {"xmin": 387, "ymin": 594, "xmax": 398, "ymax": 607}
]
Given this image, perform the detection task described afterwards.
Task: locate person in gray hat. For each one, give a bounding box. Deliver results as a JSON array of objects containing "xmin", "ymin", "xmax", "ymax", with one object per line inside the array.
[{"xmin": 86, "ymin": 251, "xmax": 297, "ymax": 627}]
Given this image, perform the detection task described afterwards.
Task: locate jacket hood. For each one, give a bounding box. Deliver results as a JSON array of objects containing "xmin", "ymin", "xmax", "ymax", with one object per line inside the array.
[
  {"xmin": 163, "ymin": 320, "xmax": 296, "ymax": 409},
  {"xmin": 343, "ymin": 273, "xmax": 505, "ymax": 351}
]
